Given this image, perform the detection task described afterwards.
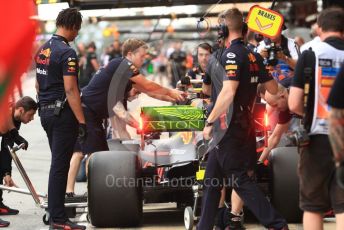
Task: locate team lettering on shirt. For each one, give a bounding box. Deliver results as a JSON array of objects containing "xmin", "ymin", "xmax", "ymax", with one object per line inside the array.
[
  {"xmin": 225, "ymin": 52, "xmax": 238, "ymax": 78},
  {"xmin": 224, "ymin": 52, "xmax": 259, "ymax": 83},
  {"xmin": 36, "ymin": 48, "xmax": 51, "ymax": 76},
  {"xmin": 67, "ymin": 57, "xmax": 77, "ymax": 73}
]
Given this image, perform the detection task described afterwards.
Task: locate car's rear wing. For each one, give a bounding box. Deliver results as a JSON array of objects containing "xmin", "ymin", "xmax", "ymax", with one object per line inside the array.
[{"xmin": 139, "ymin": 105, "xmax": 206, "ymax": 133}]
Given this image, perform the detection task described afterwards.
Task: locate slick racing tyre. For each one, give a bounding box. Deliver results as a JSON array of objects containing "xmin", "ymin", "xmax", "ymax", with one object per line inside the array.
[
  {"xmin": 88, "ymin": 150, "xmax": 142, "ymax": 227},
  {"xmin": 270, "ymin": 147, "xmax": 303, "ymax": 222},
  {"xmin": 107, "ymin": 139, "xmax": 140, "ymax": 152}
]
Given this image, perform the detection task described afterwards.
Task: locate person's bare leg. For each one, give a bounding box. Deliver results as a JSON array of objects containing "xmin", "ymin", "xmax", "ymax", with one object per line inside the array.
[
  {"xmin": 303, "ymin": 211, "xmax": 323, "ymax": 230},
  {"xmin": 231, "ymin": 190, "xmax": 244, "ymax": 215},
  {"xmin": 66, "ymin": 152, "xmax": 84, "ymax": 193},
  {"xmin": 335, "ymin": 213, "xmax": 344, "ymax": 230},
  {"xmin": 85, "ymin": 154, "xmax": 93, "ymax": 176}
]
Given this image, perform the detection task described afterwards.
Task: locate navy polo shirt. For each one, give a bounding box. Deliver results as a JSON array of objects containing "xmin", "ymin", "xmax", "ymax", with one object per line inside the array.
[
  {"xmin": 36, "ymin": 34, "xmax": 79, "ymax": 105},
  {"xmin": 220, "ymin": 38, "xmax": 272, "ymax": 112},
  {"xmin": 206, "ymin": 39, "xmax": 272, "ymax": 117},
  {"xmin": 81, "ymin": 57, "xmax": 139, "ymax": 119}
]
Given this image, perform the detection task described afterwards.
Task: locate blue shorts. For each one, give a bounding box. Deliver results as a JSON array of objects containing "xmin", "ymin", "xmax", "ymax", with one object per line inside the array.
[{"xmin": 74, "ymin": 107, "xmax": 109, "ymax": 155}]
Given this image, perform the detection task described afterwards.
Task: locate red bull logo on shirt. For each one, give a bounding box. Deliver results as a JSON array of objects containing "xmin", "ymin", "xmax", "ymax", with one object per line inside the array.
[{"xmin": 39, "ymin": 48, "xmax": 51, "ymax": 58}]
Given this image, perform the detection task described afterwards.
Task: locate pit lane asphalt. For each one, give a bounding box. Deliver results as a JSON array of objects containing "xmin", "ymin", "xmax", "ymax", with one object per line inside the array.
[{"xmin": 2, "ymin": 71, "xmax": 336, "ymax": 230}]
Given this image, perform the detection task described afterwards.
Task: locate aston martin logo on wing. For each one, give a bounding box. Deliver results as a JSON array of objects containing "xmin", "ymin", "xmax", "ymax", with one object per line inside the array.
[{"xmin": 153, "ymin": 107, "xmax": 204, "ymax": 120}]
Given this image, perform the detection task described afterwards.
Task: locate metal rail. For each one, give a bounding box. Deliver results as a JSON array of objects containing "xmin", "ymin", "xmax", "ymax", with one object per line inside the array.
[{"xmin": 1, "ymin": 144, "xmax": 88, "ymax": 210}]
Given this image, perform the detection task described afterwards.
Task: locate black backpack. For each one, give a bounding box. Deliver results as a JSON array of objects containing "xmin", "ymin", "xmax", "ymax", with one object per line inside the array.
[{"xmin": 301, "ymin": 48, "xmax": 316, "ymax": 132}]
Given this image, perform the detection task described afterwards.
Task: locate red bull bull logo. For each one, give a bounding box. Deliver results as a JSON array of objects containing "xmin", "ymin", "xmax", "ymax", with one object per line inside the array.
[
  {"xmin": 36, "ymin": 56, "xmax": 50, "ymax": 65},
  {"xmin": 39, "ymin": 48, "xmax": 51, "ymax": 58}
]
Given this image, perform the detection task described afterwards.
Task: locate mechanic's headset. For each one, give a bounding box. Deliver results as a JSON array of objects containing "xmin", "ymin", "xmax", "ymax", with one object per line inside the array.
[
  {"xmin": 218, "ymin": 19, "xmax": 248, "ymax": 39},
  {"xmin": 217, "ymin": 23, "xmax": 229, "ymax": 39}
]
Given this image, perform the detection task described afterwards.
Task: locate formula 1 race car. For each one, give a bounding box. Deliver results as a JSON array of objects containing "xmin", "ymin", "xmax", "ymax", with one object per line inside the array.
[
  {"xmin": 88, "ymin": 102, "xmax": 207, "ymax": 227},
  {"xmin": 86, "ymin": 81, "xmax": 302, "ymax": 228}
]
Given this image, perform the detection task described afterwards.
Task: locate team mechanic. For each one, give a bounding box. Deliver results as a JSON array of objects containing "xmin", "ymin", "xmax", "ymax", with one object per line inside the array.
[
  {"xmin": 226, "ymin": 83, "xmax": 297, "ymax": 229},
  {"xmin": 109, "ymin": 87, "xmax": 140, "ymax": 140},
  {"xmin": 289, "ymin": 7, "xmax": 344, "ymax": 230},
  {"xmin": 184, "ymin": 43, "xmax": 213, "ymax": 82},
  {"xmin": 328, "ymin": 62, "xmax": 344, "ymax": 188},
  {"xmin": 67, "ymin": 38, "xmax": 186, "ymax": 188},
  {"xmin": 0, "ymin": 97, "xmax": 37, "ymax": 228},
  {"xmin": 203, "ymin": 12, "xmax": 252, "ymax": 229},
  {"xmin": 35, "ymin": 8, "xmax": 87, "ymax": 230},
  {"xmin": 220, "ymin": 19, "xmax": 279, "ymax": 230},
  {"xmin": 201, "ymin": 13, "xmax": 243, "ymax": 230},
  {"xmin": 203, "ymin": 14, "xmax": 246, "ymax": 228},
  {"xmin": 257, "ymin": 84, "xmax": 299, "ymax": 163},
  {"xmin": 203, "ymin": 37, "xmax": 246, "ymax": 229},
  {"xmin": 184, "ymin": 40, "xmax": 245, "ymax": 229},
  {"xmin": 66, "ymin": 86, "xmax": 140, "ymax": 196},
  {"xmin": 178, "ymin": 43, "xmax": 213, "ymax": 94},
  {"xmin": 198, "ymin": 8, "xmax": 288, "ymax": 230},
  {"xmin": 202, "ymin": 12, "xmax": 282, "ymax": 229}
]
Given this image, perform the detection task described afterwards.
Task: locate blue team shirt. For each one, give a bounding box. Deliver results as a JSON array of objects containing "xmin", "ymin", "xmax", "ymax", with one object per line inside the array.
[
  {"xmin": 36, "ymin": 34, "xmax": 79, "ymax": 104},
  {"xmin": 220, "ymin": 39, "xmax": 272, "ymax": 111},
  {"xmin": 206, "ymin": 39, "xmax": 272, "ymax": 130},
  {"xmin": 81, "ymin": 57, "xmax": 139, "ymax": 119}
]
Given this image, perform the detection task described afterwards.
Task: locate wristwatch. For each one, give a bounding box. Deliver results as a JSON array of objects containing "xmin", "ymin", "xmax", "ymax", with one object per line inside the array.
[{"xmin": 205, "ymin": 120, "xmax": 214, "ymax": 127}]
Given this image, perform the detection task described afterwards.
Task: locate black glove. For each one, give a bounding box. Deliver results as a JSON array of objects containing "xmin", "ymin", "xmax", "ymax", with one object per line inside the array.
[
  {"xmin": 78, "ymin": 123, "xmax": 88, "ymax": 144},
  {"xmin": 9, "ymin": 129, "xmax": 28, "ymax": 150}
]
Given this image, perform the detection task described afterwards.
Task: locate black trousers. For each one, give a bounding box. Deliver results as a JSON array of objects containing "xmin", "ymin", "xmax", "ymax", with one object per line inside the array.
[
  {"xmin": 0, "ymin": 138, "xmax": 14, "ymax": 204},
  {"xmin": 0, "ymin": 149, "xmax": 9, "ymax": 204},
  {"xmin": 197, "ymin": 125, "xmax": 287, "ymax": 230},
  {"xmin": 40, "ymin": 106, "xmax": 78, "ymax": 222}
]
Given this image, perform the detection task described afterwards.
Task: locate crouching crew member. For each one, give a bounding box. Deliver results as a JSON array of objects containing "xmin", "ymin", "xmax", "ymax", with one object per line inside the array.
[{"xmin": 0, "ymin": 96, "xmax": 37, "ymax": 228}]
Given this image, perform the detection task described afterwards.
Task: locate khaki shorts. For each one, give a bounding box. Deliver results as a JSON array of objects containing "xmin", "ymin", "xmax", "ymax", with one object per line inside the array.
[{"xmin": 299, "ymin": 135, "xmax": 344, "ymax": 214}]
